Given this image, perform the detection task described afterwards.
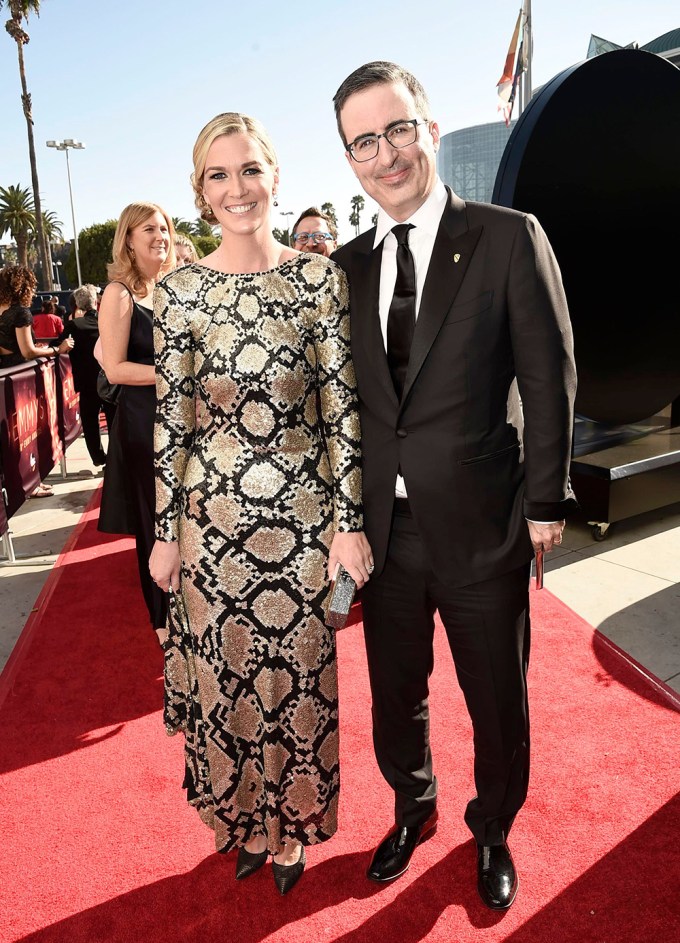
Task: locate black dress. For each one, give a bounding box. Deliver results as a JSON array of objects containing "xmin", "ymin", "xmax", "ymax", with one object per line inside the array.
[{"xmin": 99, "ymin": 290, "xmax": 167, "ymax": 631}]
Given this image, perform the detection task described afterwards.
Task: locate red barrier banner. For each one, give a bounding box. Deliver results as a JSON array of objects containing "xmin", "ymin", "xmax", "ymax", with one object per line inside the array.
[
  {"xmin": 40, "ymin": 359, "xmax": 64, "ymax": 465},
  {"xmin": 56, "ymin": 356, "xmax": 81, "ymax": 448},
  {"xmin": 0, "ymin": 359, "xmax": 63, "ymax": 519}
]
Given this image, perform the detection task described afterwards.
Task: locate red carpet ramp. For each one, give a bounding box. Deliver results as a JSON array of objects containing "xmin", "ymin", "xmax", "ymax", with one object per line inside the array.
[{"xmin": 1, "ymin": 489, "xmax": 678, "ymax": 943}]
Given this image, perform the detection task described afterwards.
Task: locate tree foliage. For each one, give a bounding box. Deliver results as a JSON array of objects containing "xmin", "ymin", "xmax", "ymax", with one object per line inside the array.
[
  {"xmin": 64, "ymin": 219, "xmax": 117, "ymax": 286},
  {"xmin": 172, "ymin": 216, "xmax": 194, "ymax": 236},
  {"xmin": 192, "ymin": 217, "xmax": 218, "ymax": 238},
  {"xmin": 28, "ymin": 209, "xmax": 62, "ymax": 255},
  {"xmin": 349, "ymin": 194, "xmax": 365, "ymax": 236},
  {"xmin": 1, "ymin": 2, "xmax": 42, "ymax": 21},
  {"xmin": 194, "ymin": 234, "xmax": 219, "ymax": 257},
  {"xmin": 3, "ymin": 0, "xmax": 53, "ymax": 289},
  {"xmin": 320, "ymin": 202, "xmax": 338, "ymax": 232},
  {"xmin": 0, "ymin": 183, "xmax": 34, "ymax": 266}
]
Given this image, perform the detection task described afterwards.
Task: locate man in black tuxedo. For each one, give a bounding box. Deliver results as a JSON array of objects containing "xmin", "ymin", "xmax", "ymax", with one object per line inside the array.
[{"xmin": 332, "ymin": 62, "xmax": 577, "ymax": 909}]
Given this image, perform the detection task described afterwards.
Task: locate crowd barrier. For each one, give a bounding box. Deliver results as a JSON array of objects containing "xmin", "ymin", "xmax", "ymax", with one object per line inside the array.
[{"xmin": 0, "ymin": 356, "xmax": 81, "ymax": 540}]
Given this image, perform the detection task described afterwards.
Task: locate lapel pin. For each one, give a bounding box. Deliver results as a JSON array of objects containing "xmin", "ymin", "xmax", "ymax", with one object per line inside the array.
[{"xmin": 453, "ymin": 253, "xmax": 461, "ymax": 263}]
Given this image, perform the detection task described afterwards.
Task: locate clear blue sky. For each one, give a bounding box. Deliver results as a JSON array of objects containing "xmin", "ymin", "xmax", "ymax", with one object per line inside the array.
[{"xmin": 1, "ymin": 0, "xmax": 677, "ymax": 244}]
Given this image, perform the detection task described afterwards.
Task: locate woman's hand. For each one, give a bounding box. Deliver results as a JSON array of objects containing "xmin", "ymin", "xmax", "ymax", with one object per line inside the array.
[
  {"xmin": 149, "ymin": 539, "xmax": 181, "ymax": 593},
  {"xmin": 328, "ymin": 531, "xmax": 374, "ymax": 588}
]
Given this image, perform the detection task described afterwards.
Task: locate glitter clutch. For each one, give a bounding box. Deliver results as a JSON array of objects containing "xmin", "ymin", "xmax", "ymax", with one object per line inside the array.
[{"xmin": 324, "ymin": 564, "xmax": 357, "ymax": 629}]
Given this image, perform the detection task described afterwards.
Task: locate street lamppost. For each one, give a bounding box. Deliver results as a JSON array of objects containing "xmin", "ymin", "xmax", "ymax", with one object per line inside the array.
[
  {"xmin": 279, "ymin": 210, "xmax": 294, "ymax": 247},
  {"xmin": 46, "ymin": 138, "xmax": 85, "ymax": 285}
]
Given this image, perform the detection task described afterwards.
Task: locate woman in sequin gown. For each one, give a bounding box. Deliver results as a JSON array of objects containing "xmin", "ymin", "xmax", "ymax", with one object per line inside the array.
[{"xmin": 149, "ymin": 113, "xmax": 372, "ymax": 892}]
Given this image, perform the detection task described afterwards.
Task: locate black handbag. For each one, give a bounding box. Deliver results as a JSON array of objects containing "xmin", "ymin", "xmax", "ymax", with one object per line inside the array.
[{"xmin": 96, "ymin": 367, "xmax": 121, "ymax": 405}]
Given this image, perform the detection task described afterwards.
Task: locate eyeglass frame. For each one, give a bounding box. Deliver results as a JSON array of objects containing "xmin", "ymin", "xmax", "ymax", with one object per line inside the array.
[
  {"xmin": 345, "ymin": 118, "xmax": 428, "ymax": 163},
  {"xmin": 292, "ymin": 231, "xmax": 335, "ymax": 245}
]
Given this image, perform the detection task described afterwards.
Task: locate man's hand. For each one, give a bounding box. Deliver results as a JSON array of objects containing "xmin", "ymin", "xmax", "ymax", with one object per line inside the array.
[{"xmin": 527, "ymin": 520, "xmax": 565, "ymax": 553}]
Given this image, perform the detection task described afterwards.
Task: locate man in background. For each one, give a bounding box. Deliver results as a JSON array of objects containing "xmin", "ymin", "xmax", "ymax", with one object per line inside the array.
[
  {"xmin": 291, "ymin": 207, "xmax": 337, "ymax": 256},
  {"xmin": 59, "ymin": 284, "xmax": 115, "ymax": 468}
]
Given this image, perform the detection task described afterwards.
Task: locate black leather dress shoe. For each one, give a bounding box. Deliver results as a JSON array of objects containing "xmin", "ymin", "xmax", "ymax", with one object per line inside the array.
[
  {"xmin": 476, "ymin": 842, "xmax": 518, "ymax": 909},
  {"xmin": 367, "ymin": 809, "xmax": 438, "ymax": 882}
]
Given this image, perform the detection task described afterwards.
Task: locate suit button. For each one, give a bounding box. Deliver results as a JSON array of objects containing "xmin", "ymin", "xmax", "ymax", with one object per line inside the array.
[{"xmin": 396, "ymin": 428, "xmax": 408, "ymax": 438}]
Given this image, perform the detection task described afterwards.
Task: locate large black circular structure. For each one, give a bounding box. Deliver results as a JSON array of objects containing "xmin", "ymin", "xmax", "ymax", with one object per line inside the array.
[{"xmin": 493, "ymin": 49, "xmax": 680, "ymax": 424}]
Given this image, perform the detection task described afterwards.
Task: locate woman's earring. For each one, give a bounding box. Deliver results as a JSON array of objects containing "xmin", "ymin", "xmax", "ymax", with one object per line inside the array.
[{"xmin": 273, "ymin": 193, "xmax": 279, "ymax": 207}]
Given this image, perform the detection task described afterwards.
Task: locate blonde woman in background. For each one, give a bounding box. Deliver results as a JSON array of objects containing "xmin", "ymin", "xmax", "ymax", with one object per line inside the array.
[
  {"xmin": 174, "ymin": 232, "xmax": 199, "ymax": 265},
  {"xmin": 98, "ymin": 202, "xmax": 175, "ymax": 637}
]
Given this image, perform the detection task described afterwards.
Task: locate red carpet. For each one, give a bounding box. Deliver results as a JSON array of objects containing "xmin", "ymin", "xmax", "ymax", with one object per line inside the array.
[{"xmin": 1, "ymin": 489, "xmax": 679, "ymax": 943}]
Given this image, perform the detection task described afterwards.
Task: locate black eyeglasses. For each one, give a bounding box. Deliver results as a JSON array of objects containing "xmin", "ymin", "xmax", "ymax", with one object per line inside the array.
[
  {"xmin": 346, "ymin": 119, "xmax": 426, "ymax": 162},
  {"xmin": 293, "ymin": 232, "xmax": 334, "ymax": 245}
]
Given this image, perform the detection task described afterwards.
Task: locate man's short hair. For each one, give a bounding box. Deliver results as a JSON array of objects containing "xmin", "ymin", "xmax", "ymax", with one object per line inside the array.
[
  {"xmin": 292, "ymin": 206, "xmax": 337, "ymax": 241},
  {"xmin": 73, "ymin": 284, "xmax": 98, "ymax": 311},
  {"xmin": 333, "ymin": 60, "xmax": 432, "ymax": 145}
]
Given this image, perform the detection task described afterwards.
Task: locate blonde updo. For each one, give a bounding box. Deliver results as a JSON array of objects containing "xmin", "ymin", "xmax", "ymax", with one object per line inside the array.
[{"xmin": 191, "ymin": 113, "xmax": 278, "ymax": 224}]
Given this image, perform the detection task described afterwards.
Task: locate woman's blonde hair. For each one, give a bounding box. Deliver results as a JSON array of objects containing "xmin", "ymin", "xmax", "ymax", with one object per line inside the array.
[
  {"xmin": 174, "ymin": 232, "xmax": 199, "ymax": 262},
  {"xmin": 107, "ymin": 202, "xmax": 176, "ymax": 295},
  {"xmin": 191, "ymin": 113, "xmax": 278, "ymax": 224}
]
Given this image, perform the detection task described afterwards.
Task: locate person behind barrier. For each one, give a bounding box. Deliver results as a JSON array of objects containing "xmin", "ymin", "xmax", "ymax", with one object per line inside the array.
[
  {"xmin": 97, "ymin": 202, "xmax": 176, "ymax": 636},
  {"xmin": 32, "ymin": 300, "xmax": 64, "ymax": 339},
  {"xmin": 58, "ymin": 284, "xmax": 115, "ymax": 467},
  {"xmin": 0, "ymin": 265, "xmax": 73, "ymax": 368}
]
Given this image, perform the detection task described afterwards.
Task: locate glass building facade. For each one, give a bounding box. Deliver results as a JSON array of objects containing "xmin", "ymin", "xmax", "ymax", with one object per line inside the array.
[{"xmin": 437, "ymin": 121, "xmax": 515, "ymax": 204}]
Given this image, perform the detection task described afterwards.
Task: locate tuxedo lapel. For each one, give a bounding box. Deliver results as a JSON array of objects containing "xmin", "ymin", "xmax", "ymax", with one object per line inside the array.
[
  {"xmin": 350, "ymin": 233, "xmax": 399, "ymax": 409},
  {"xmin": 400, "ymin": 196, "xmax": 483, "ymax": 409}
]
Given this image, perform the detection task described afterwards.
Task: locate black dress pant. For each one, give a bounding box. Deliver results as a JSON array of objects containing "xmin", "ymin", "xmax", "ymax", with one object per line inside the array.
[
  {"xmin": 79, "ymin": 384, "xmax": 116, "ymax": 465},
  {"xmin": 361, "ymin": 499, "xmax": 531, "ymax": 847}
]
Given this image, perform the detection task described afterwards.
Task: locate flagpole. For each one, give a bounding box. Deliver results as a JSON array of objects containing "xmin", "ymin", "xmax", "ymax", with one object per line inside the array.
[{"xmin": 521, "ymin": 0, "xmax": 533, "ymax": 114}]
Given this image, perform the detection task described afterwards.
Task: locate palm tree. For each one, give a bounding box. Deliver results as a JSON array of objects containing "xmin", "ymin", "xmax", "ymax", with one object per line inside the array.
[
  {"xmin": 28, "ymin": 209, "xmax": 62, "ymax": 270},
  {"xmin": 320, "ymin": 202, "xmax": 338, "ymax": 233},
  {"xmin": 2, "ymin": 0, "xmax": 52, "ymax": 288},
  {"xmin": 172, "ymin": 216, "xmax": 194, "ymax": 236},
  {"xmin": 350, "ymin": 194, "xmax": 365, "ymax": 236},
  {"xmin": 192, "ymin": 217, "xmax": 218, "ymax": 238},
  {"xmin": 40, "ymin": 209, "xmax": 63, "ymax": 243},
  {"xmin": 0, "ymin": 183, "xmax": 35, "ymax": 266}
]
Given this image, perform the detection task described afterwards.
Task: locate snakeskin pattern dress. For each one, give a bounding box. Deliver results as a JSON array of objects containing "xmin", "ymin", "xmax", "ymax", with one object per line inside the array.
[{"xmin": 153, "ymin": 255, "xmax": 362, "ymax": 853}]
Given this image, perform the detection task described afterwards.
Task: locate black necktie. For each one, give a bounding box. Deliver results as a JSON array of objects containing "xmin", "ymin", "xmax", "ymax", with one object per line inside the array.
[{"xmin": 386, "ymin": 224, "xmax": 416, "ymax": 400}]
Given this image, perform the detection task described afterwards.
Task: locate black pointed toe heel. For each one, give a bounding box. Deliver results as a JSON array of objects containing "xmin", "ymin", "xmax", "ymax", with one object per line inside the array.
[
  {"xmin": 272, "ymin": 845, "xmax": 306, "ymax": 895},
  {"xmin": 236, "ymin": 845, "xmax": 268, "ymax": 880}
]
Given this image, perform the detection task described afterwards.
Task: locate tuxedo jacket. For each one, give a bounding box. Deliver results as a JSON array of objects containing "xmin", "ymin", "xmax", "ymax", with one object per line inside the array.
[
  {"xmin": 59, "ymin": 311, "xmax": 101, "ymax": 393},
  {"xmin": 332, "ymin": 189, "xmax": 577, "ymax": 587}
]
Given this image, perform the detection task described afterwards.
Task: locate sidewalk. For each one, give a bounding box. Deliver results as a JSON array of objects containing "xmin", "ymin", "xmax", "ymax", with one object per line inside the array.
[
  {"xmin": 0, "ymin": 437, "xmax": 103, "ymax": 670},
  {"xmin": 1, "ymin": 433, "xmax": 679, "ymax": 695}
]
